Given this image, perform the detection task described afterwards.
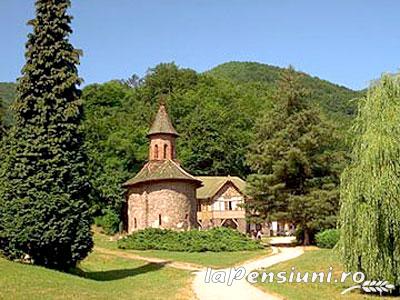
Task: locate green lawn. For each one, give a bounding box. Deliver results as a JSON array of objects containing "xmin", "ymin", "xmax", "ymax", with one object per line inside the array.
[
  {"xmin": 0, "ymin": 251, "xmax": 192, "ymax": 300},
  {"xmin": 94, "ymin": 231, "xmax": 270, "ymax": 268},
  {"xmin": 0, "ymin": 231, "xmax": 271, "ymax": 299},
  {"xmin": 126, "ymin": 248, "xmax": 269, "ymax": 268},
  {"xmin": 256, "ymin": 249, "xmax": 394, "ymax": 300}
]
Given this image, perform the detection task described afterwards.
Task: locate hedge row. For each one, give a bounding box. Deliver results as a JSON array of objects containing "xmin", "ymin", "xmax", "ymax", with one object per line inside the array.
[{"xmin": 117, "ymin": 227, "xmax": 263, "ymax": 252}]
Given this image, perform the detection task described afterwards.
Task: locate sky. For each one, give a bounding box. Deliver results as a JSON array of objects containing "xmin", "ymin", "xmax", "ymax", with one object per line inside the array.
[{"xmin": 0, "ymin": 0, "xmax": 399, "ymax": 90}]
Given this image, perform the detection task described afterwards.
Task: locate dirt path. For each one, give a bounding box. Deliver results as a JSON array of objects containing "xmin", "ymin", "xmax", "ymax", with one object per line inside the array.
[
  {"xmin": 192, "ymin": 246, "xmax": 304, "ymax": 300},
  {"xmin": 95, "ymin": 243, "xmax": 304, "ymax": 300},
  {"xmin": 95, "ymin": 247, "xmax": 202, "ymax": 271}
]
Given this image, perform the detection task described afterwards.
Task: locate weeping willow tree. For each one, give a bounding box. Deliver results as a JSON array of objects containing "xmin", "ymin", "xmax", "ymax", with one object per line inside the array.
[{"xmin": 340, "ymin": 74, "xmax": 400, "ymax": 288}]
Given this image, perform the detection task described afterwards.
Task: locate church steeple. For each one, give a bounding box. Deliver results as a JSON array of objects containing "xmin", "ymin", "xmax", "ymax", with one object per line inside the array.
[{"xmin": 147, "ymin": 103, "xmax": 178, "ymax": 161}]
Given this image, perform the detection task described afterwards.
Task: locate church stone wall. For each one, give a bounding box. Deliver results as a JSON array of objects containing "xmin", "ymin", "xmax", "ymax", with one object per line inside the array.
[
  {"xmin": 127, "ymin": 180, "xmax": 198, "ymax": 233},
  {"xmin": 149, "ymin": 134, "xmax": 176, "ymax": 160}
]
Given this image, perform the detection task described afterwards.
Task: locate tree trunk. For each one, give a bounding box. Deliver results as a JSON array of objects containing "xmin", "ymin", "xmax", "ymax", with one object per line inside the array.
[{"xmin": 303, "ymin": 228, "xmax": 310, "ymax": 245}]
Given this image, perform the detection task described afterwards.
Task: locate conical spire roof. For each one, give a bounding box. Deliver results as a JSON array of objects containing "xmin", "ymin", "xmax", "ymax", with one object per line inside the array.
[{"xmin": 147, "ymin": 104, "xmax": 179, "ymax": 137}]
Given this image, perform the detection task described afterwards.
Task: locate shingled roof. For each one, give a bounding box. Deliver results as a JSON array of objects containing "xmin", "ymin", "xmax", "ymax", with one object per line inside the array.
[
  {"xmin": 147, "ymin": 104, "xmax": 179, "ymax": 137},
  {"xmin": 122, "ymin": 160, "xmax": 202, "ymax": 187},
  {"xmin": 196, "ymin": 176, "xmax": 246, "ymax": 199}
]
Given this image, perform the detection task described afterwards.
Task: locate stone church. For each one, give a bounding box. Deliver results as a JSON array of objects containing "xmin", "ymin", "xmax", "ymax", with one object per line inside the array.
[
  {"xmin": 123, "ymin": 103, "xmax": 269, "ymax": 235},
  {"xmin": 122, "ymin": 104, "xmax": 202, "ymax": 233}
]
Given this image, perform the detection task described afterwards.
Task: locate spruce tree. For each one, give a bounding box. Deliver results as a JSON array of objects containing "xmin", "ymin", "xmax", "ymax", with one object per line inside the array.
[
  {"xmin": 340, "ymin": 74, "xmax": 400, "ymax": 288},
  {"xmin": 0, "ymin": 97, "xmax": 5, "ymax": 139},
  {"xmin": 246, "ymin": 67, "xmax": 342, "ymax": 244},
  {"xmin": 0, "ymin": 0, "xmax": 92, "ymax": 270}
]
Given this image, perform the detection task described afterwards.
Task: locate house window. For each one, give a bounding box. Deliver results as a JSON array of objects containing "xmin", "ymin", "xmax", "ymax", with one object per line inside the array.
[
  {"xmin": 163, "ymin": 144, "xmax": 168, "ymax": 159},
  {"xmin": 159, "ymin": 214, "xmax": 162, "ymax": 226},
  {"xmin": 154, "ymin": 144, "xmax": 159, "ymax": 159},
  {"xmin": 224, "ymin": 201, "xmax": 233, "ymax": 211},
  {"xmin": 232, "ymin": 201, "xmax": 238, "ymax": 210},
  {"xmin": 213, "ymin": 201, "xmax": 225, "ymax": 211},
  {"xmin": 134, "ymin": 218, "xmax": 137, "ymax": 228}
]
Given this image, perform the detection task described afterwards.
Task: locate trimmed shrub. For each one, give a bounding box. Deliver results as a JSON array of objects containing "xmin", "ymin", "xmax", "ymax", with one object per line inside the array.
[
  {"xmin": 118, "ymin": 227, "xmax": 263, "ymax": 252},
  {"xmin": 94, "ymin": 209, "xmax": 120, "ymax": 235},
  {"xmin": 315, "ymin": 229, "xmax": 339, "ymax": 249}
]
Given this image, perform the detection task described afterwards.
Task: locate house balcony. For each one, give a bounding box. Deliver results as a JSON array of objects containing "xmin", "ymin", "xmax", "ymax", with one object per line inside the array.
[{"xmin": 197, "ymin": 209, "xmax": 245, "ymax": 220}]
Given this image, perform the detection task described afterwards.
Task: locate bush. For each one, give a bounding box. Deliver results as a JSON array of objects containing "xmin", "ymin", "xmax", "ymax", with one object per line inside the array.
[
  {"xmin": 94, "ymin": 209, "xmax": 120, "ymax": 235},
  {"xmin": 315, "ymin": 229, "xmax": 340, "ymax": 249},
  {"xmin": 118, "ymin": 227, "xmax": 263, "ymax": 252}
]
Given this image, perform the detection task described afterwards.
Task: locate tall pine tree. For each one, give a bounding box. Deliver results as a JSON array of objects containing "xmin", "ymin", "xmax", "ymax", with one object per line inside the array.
[
  {"xmin": 245, "ymin": 67, "xmax": 342, "ymax": 244},
  {"xmin": 0, "ymin": 97, "xmax": 5, "ymax": 139},
  {"xmin": 340, "ymin": 74, "xmax": 400, "ymax": 289},
  {"xmin": 0, "ymin": 0, "xmax": 92, "ymax": 270}
]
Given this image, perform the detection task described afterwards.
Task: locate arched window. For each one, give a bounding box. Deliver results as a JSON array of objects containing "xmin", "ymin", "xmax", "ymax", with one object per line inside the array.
[
  {"xmin": 154, "ymin": 144, "xmax": 159, "ymax": 159},
  {"xmin": 163, "ymin": 144, "xmax": 168, "ymax": 159}
]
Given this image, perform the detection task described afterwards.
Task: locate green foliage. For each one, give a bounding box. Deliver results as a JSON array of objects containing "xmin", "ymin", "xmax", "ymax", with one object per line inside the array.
[
  {"xmin": 245, "ymin": 67, "xmax": 344, "ymax": 245},
  {"xmin": 82, "ymin": 63, "xmax": 270, "ymax": 216},
  {"xmin": 82, "ymin": 81, "xmax": 148, "ymax": 214},
  {"xmin": 118, "ymin": 227, "xmax": 263, "ymax": 252},
  {"xmin": 0, "ymin": 82, "xmax": 16, "ymax": 127},
  {"xmin": 172, "ymin": 75, "xmax": 267, "ymax": 176},
  {"xmin": 0, "ymin": 0, "xmax": 92, "ymax": 270},
  {"xmin": 315, "ymin": 229, "xmax": 340, "ymax": 249},
  {"xmin": 339, "ymin": 74, "xmax": 400, "ymax": 287},
  {"xmin": 0, "ymin": 97, "xmax": 5, "ymax": 139},
  {"xmin": 208, "ymin": 61, "xmax": 361, "ymax": 118},
  {"xmin": 0, "ymin": 82, "xmax": 16, "ymax": 104},
  {"xmin": 207, "ymin": 61, "xmax": 284, "ymax": 91},
  {"xmin": 94, "ymin": 209, "xmax": 121, "ymax": 235},
  {"xmin": 57, "ymin": 61, "xmax": 360, "ymax": 223}
]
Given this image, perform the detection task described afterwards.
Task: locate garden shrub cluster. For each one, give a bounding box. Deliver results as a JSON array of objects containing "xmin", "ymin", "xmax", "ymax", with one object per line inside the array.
[
  {"xmin": 94, "ymin": 209, "xmax": 121, "ymax": 235},
  {"xmin": 315, "ymin": 229, "xmax": 340, "ymax": 249},
  {"xmin": 118, "ymin": 227, "xmax": 264, "ymax": 252}
]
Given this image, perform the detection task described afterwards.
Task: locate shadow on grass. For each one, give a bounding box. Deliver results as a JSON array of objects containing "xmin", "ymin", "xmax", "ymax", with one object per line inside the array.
[{"xmin": 70, "ymin": 262, "xmax": 167, "ymax": 281}]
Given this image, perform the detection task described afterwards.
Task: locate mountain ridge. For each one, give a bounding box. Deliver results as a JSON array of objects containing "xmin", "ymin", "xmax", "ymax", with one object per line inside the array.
[{"xmin": 206, "ymin": 61, "xmax": 362, "ymax": 118}]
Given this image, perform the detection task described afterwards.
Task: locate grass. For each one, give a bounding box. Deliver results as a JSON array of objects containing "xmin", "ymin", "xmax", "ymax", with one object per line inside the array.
[
  {"xmin": 94, "ymin": 231, "xmax": 270, "ymax": 268},
  {"xmin": 0, "ymin": 251, "xmax": 192, "ymax": 300},
  {"xmin": 0, "ymin": 230, "xmax": 271, "ymax": 299},
  {"xmin": 256, "ymin": 248, "xmax": 395, "ymax": 300},
  {"xmin": 6, "ymin": 232, "xmax": 396, "ymax": 299},
  {"xmin": 126, "ymin": 248, "xmax": 269, "ymax": 268}
]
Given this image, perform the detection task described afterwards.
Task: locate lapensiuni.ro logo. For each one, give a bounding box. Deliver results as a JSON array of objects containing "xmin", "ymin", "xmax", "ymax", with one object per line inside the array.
[{"xmin": 204, "ymin": 267, "xmax": 396, "ymax": 296}]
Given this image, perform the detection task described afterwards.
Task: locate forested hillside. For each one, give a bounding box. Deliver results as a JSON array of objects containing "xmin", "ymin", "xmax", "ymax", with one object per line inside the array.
[
  {"xmin": 0, "ymin": 82, "xmax": 16, "ymax": 126},
  {"xmin": 208, "ymin": 61, "xmax": 362, "ymax": 118},
  {"xmin": 0, "ymin": 61, "xmax": 363, "ymax": 224},
  {"xmin": 0, "ymin": 82, "xmax": 16, "ymax": 104}
]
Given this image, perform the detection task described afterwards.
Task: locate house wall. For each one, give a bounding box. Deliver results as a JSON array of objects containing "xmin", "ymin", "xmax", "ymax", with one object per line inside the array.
[
  {"xmin": 127, "ymin": 180, "xmax": 198, "ymax": 233},
  {"xmin": 197, "ymin": 182, "xmax": 247, "ymax": 233}
]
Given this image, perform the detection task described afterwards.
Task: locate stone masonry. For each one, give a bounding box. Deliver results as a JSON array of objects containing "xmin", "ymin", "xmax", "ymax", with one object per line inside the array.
[
  {"xmin": 123, "ymin": 103, "xmax": 202, "ymax": 233},
  {"xmin": 127, "ymin": 181, "xmax": 198, "ymax": 233}
]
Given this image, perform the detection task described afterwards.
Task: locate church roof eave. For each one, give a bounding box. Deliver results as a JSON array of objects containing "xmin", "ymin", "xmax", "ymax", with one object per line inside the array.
[{"xmin": 122, "ymin": 160, "xmax": 202, "ymax": 188}]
